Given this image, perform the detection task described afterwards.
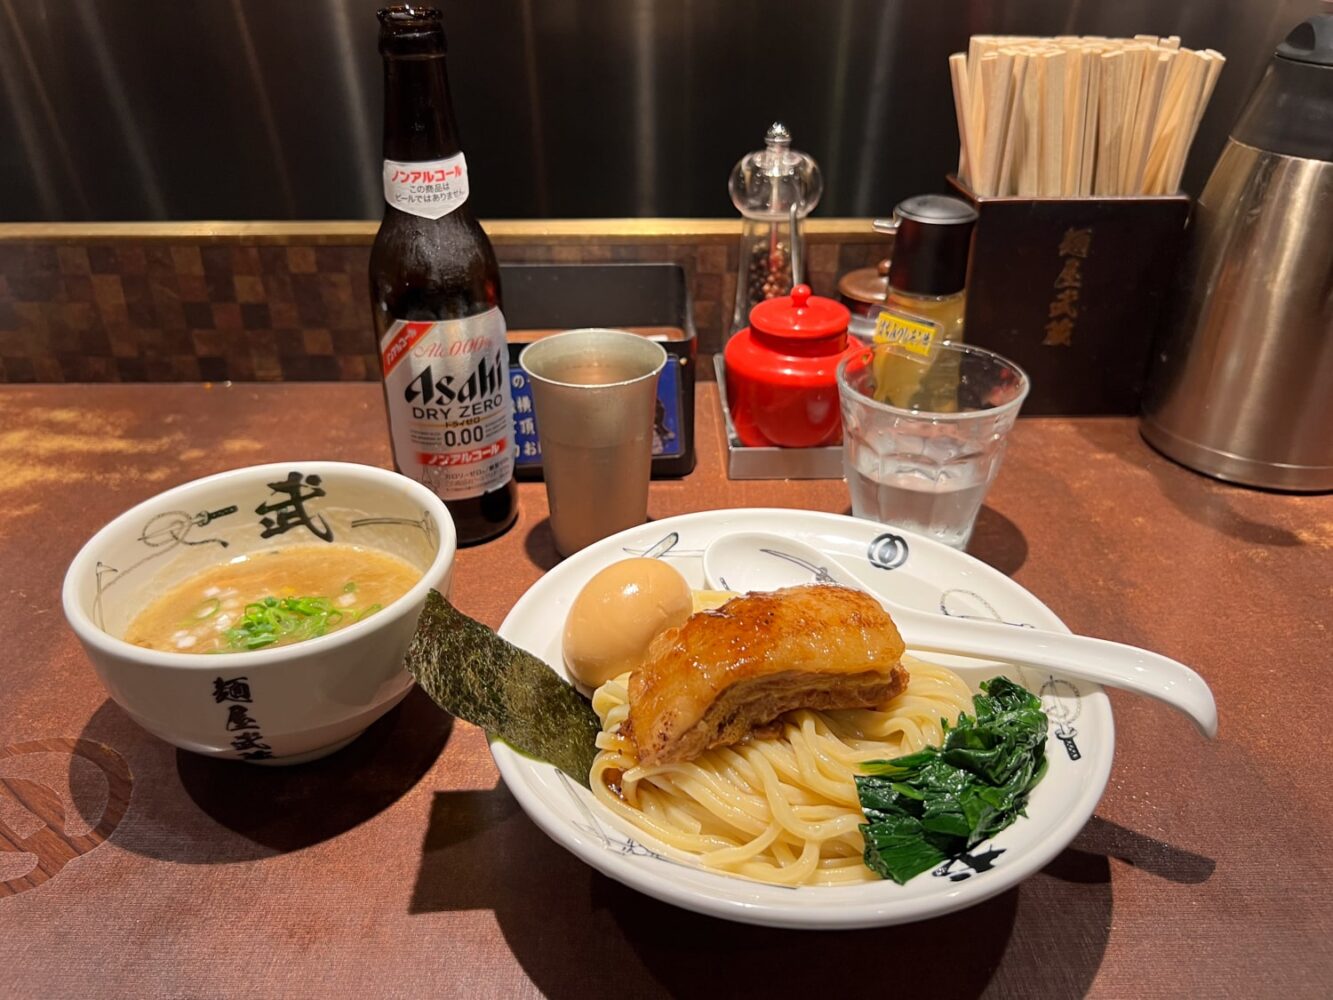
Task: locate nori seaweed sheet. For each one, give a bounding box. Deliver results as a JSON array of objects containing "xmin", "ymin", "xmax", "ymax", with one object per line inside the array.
[{"xmin": 406, "ymin": 590, "xmax": 601, "ymax": 786}]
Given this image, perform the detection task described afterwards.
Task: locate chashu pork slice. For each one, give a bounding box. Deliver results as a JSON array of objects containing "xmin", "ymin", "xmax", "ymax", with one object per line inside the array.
[{"xmin": 625, "ymin": 584, "xmax": 908, "ymax": 766}]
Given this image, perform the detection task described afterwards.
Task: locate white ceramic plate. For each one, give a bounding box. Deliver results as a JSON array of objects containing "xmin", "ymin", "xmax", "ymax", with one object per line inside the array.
[{"xmin": 492, "ymin": 508, "xmax": 1113, "ymax": 929}]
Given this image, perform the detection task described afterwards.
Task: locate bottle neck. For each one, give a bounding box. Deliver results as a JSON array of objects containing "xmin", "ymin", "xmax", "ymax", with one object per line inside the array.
[
  {"xmin": 382, "ymin": 55, "xmax": 462, "ymax": 163},
  {"xmin": 887, "ymin": 287, "xmax": 965, "ymax": 307}
]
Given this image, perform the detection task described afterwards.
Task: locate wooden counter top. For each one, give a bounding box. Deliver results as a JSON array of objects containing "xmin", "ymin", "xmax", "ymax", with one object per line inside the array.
[{"xmin": 1, "ymin": 381, "xmax": 1329, "ymax": 998}]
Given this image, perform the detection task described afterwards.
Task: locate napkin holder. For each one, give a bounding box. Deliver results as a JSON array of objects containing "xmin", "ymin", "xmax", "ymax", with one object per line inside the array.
[{"xmin": 502, "ymin": 262, "xmax": 697, "ymax": 478}]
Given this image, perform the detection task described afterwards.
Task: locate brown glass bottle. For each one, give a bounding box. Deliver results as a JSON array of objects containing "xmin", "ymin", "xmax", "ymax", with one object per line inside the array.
[{"xmin": 369, "ymin": 5, "xmax": 517, "ymax": 545}]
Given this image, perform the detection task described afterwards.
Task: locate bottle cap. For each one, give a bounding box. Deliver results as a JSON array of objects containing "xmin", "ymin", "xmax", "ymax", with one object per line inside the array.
[
  {"xmin": 1278, "ymin": 13, "xmax": 1333, "ymax": 66},
  {"xmin": 728, "ymin": 123, "xmax": 824, "ymax": 221},
  {"xmin": 749, "ymin": 284, "xmax": 850, "ymax": 340},
  {"xmin": 887, "ymin": 194, "xmax": 977, "ymax": 297},
  {"xmin": 1233, "ymin": 14, "xmax": 1333, "ymax": 162},
  {"xmin": 378, "ymin": 5, "xmax": 447, "ymax": 57}
]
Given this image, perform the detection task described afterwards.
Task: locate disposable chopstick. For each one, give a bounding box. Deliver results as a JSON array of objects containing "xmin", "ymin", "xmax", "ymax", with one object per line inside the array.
[
  {"xmin": 949, "ymin": 53, "xmax": 976, "ymax": 184},
  {"xmin": 1039, "ymin": 50, "xmax": 1066, "ymax": 196},
  {"xmin": 996, "ymin": 51, "xmax": 1029, "ymax": 196},
  {"xmin": 1164, "ymin": 49, "xmax": 1225, "ymax": 193},
  {"xmin": 1176, "ymin": 50, "xmax": 1226, "ymax": 187},
  {"xmin": 971, "ymin": 52, "xmax": 997, "ymax": 190},
  {"xmin": 1141, "ymin": 49, "xmax": 1192, "ymax": 193},
  {"xmin": 965, "ymin": 37, "xmax": 1006, "ymax": 185},
  {"xmin": 1158, "ymin": 50, "xmax": 1208, "ymax": 194},
  {"xmin": 1202, "ymin": 49, "xmax": 1227, "ymax": 96},
  {"xmin": 976, "ymin": 53, "xmax": 998, "ymax": 194},
  {"xmin": 1119, "ymin": 45, "xmax": 1151, "ymax": 190},
  {"xmin": 1127, "ymin": 51, "xmax": 1173, "ymax": 194},
  {"xmin": 1078, "ymin": 51, "xmax": 1101, "ymax": 196},
  {"xmin": 1094, "ymin": 50, "xmax": 1125, "ymax": 195},
  {"xmin": 1018, "ymin": 54, "xmax": 1043, "ymax": 196},
  {"xmin": 979, "ymin": 49, "xmax": 1015, "ymax": 196},
  {"xmin": 967, "ymin": 50, "xmax": 987, "ymax": 183},
  {"xmin": 969, "ymin": 34, "xmax": 1001, "ymax": 68},
  {"xmin": 1115, "ymin": 45, "xmax": 1146, "ymax": 191},
  {"xmin": 1062, "ymin": 47, "xmax": 1087, "ymax": 193}
]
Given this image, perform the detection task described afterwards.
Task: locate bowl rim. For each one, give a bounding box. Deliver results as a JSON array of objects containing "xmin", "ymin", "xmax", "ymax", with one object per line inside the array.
[{"xmin": 61, "ymin": 460, "xmax": 455, "ymax": 669}]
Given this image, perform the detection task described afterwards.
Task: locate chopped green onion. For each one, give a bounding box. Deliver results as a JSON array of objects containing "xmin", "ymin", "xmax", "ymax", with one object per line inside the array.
[
  {"xmin": 343, "ymin": 581, "xmax": 358, "ymax": 594},
  {"xmin": 192, "ymin": 598, "xmax": 221, "ymax": 621},
  {"xmin": 221, "ymin": 592, "xmax": 385, "ymax": 651}
]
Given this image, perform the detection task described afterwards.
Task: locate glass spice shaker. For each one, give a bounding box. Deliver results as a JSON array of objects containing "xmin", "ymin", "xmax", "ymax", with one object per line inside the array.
[{"xmin": 728, "ymin": 122, "xmax": 823, "ymax": 338}]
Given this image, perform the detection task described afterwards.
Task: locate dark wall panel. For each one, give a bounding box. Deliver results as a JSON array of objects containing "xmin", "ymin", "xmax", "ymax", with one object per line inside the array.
[{"xmin": 0, "ymin": 0, "xmax": 1321, "ymax": 221}]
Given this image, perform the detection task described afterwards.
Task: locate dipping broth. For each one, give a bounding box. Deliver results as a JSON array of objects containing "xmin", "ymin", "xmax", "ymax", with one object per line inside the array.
[{"xmin": 124, "ymin": 543, "xmax": 419, "ymax": 654}]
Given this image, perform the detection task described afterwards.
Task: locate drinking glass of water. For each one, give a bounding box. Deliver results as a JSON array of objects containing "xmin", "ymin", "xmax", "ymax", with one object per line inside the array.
[{"xmin": 836, "ymin": 342, "xmax": 1029, "ymax": 549}]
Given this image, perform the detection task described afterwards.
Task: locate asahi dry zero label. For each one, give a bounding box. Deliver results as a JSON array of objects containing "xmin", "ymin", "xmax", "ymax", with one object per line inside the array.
[{"xmin": 379, "ymin": 309, "xmax": 513, "ymax": 501}]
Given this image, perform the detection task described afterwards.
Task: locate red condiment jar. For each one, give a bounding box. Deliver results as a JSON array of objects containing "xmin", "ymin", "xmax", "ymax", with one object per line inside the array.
[{"xmin": 724, "ymin": 284, "xmax": 859, "ymax": 448}]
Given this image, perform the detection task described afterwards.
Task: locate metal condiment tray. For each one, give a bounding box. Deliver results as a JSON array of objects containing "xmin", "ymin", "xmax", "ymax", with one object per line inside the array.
[{"xmin": 713, "ymin": 354, "xmax": 844, "ymax": 480}]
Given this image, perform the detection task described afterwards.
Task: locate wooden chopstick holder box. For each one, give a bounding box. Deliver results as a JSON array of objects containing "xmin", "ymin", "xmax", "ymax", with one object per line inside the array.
[{"xmin": 949, "ymin": 176, "xmax": 1190, "ymax": 415}]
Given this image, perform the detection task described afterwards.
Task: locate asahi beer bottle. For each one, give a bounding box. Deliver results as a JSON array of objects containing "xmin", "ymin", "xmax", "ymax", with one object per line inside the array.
[{"xmin": 369, "ymin": 5, "xmax": 517, "ymax": 545}]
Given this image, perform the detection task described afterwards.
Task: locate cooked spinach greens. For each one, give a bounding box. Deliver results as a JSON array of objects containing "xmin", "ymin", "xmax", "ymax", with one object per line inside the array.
[
  {"xmin": 406, "ymin": 590, "xmax": 601, "ymax": 786},
  {"xmin": 856, "ymin": 676, "xmax": 1049, "ymax": 884}
]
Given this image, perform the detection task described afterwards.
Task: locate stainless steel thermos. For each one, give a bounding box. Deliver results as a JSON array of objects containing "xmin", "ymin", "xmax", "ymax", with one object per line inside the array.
[{"xmin": 1142, "ymin": 15, "xmax": 1333, "ymax": 491}]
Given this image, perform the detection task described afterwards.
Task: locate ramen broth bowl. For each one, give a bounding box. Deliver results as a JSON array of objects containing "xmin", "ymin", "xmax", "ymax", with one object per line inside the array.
[{"xmin": 62, "ymin": 461, "xmax": 456, "ymax": 764}]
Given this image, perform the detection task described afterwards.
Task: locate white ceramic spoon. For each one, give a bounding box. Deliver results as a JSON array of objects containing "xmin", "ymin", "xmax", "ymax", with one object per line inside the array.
[{"xmin": 702, "ymin": 530, "xmax": 1218, "ymax": 739}]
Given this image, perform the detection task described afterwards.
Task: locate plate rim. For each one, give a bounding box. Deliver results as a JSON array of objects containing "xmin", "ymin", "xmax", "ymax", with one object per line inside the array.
[{"xmin": 490, "ymin": 507, "xmax": 1115, "ymax": 929}]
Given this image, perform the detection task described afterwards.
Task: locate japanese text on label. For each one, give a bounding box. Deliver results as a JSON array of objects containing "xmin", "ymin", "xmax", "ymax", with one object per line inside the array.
[
  {"xmin": 874, "ymin": 308, "xmax": 944, "ymax": 362},
  {"xmin": 383, "ymin": 153, "xmax": 469, "ymax": 220}
]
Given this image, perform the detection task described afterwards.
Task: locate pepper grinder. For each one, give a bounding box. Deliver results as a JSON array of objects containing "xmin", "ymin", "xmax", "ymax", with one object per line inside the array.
[{"xmin": 728, "ymin": 123, "xmax": 823, "ymax": 338}]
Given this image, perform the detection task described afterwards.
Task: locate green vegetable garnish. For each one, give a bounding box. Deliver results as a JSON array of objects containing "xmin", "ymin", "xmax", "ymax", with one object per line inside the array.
[
  {"xmin": 190, "ymin": 598, "xmax": 221, "ymax": 621},
  {"xmin": 222, "ymin": 591, "xmax": 370, "ymax": 650},
  {"xmin": 856, "ymin": 676, "xmax": 1049, "ymax": 884},
  {"xmin": 405, "ymin": 590, "xmax": 601, "ymax": 787}
]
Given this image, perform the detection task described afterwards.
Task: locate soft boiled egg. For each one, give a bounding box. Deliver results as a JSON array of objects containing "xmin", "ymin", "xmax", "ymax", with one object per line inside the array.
[{"xmin": 563, "ymin": 558, "xmax": 694, "ymax": 691}]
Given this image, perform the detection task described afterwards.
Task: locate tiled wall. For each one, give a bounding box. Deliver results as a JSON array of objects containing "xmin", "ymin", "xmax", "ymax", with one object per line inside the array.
[{"xmin": 0, "ymin": 228, "xmax": 886, "ymax": 384}]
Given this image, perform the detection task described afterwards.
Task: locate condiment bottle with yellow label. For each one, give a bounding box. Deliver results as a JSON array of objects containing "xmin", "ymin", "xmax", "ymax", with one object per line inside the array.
[{"xmin": 870, "ymin": 195, "xmax": 978, "ymax": 410}]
